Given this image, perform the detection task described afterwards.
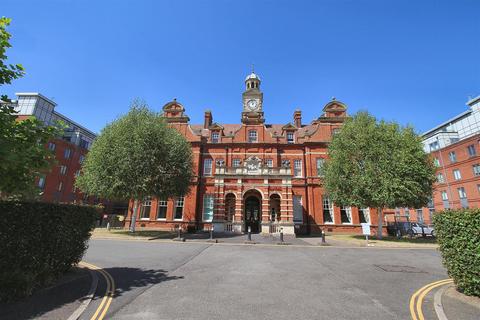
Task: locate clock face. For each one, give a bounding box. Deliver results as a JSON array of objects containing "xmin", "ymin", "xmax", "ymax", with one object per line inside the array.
[{"xmin": 247, "ymin": 99, "xmax": 258, "ymax": 111}]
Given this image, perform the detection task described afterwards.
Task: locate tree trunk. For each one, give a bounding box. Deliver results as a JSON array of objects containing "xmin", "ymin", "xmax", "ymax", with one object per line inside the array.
[
  {"xmin": 377, "ymin": 207, "xmax": 383, "ymax": 239},
  {"xmin": 130, "ymin": 199, "xmax": 138, "ymax": 233}
]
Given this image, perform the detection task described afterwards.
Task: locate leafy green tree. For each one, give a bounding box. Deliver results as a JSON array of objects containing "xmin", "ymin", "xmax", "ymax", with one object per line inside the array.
[
  {"xmin": 0, "ymin": 17, "xmax": 60, "ymax": 199},
  {"xmin": 76, "ymin": 101, "xmax": 194, "ymax": 232},
  {"xmin": 323, "ymin": 111, "xmax": 436, "ymax": 238}
]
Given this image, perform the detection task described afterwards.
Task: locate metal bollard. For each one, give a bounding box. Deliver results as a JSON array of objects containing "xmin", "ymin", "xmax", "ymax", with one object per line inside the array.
[
  {"xmin": 280, "ymin": 227, "xmax": 284, "ymax": 243},
  {"xmin": 177, "ymin": 225, "xmax": 181, "ymax": 239},
  {"xmin": 248, "ymin": 226, "xmax": 252, "ymax": 241},
  {"xmin": 321, "ymin": 229, "xmax": 326, "ymax": 244},
  {"xmin": 106, "ymin": 222, "xmax": 111, "ymax": 232},
  {"xmin": 210, "ymin": 225, "xmax": 214, "ymax": 240}
]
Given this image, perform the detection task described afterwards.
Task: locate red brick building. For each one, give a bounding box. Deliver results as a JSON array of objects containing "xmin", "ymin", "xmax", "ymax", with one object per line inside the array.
[
  {"xmin": 7, "ymin": 93, "xmax": 126, "ymax": 215},
  {"xmin": 126, "ymin": 72, "xmax": 381, "ymax": 235},
  {"xmin": 392, "ymin": 95, "xmax": 480, "ymax": 225}
]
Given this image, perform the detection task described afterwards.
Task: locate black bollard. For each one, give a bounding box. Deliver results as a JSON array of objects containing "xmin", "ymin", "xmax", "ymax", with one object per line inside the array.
[
  {"xmin": 248, "ymin": 226, "xmax": 252, "ymax": 241},
  {"xmin": 321, "ymin": 229, "xmax": 326, "ymax": 244},
  {"xmin": 177, "ymin": 225, "xmax": 181, "ymax": 240},
  {"xmin": 280, "ymin": 228, "xmax": 284, "ymax": 243}
]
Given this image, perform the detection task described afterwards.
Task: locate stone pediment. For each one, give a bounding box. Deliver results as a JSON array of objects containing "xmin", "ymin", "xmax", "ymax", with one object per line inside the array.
[
  {"xmin": 282, "ymin": 122, "xmax": 297, "ymax": 130},
  {"xmin": 209, "ymin": 122, "xmax": 224, "ymax": 131},
  {"xmin": 323, "ymin": 98, "xmax": 347, "ymax": 113}
]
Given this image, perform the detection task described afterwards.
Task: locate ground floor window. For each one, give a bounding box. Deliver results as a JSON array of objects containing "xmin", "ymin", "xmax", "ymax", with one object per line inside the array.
[
  {"xmin": 293, "ymin": 195, "xmax": 303, "ymax": 223},
  {"xmin": 140, "ymin": 198, "xmax": 152, "ymax": 219},
  {"xmin": 203, "ymin": 194, "xmax": 214, "ymax": 222},
  {"xmin": 359, "ymin": 208, "xmax": 370, "ymax": 223},
  {"xmin": 323, "ymin": 196, "xmax": 334, "ymax": 223},
  {"xmin": 340, "ymin": 206, "xmax": 352, "ymax": 224},
  {"xmin": 174, "ymin": 196, "xmax": 184, "ymax": 220},
  {"xmin": 416, "ymin": 209, "xmax": 424, "ymax": 223},
  {"xmin": 157, "ymin": 199, "xmax": 167, "ymax": 219}
]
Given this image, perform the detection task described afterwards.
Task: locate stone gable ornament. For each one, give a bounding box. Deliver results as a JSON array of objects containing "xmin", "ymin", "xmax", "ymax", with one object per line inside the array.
[
  {"xmin": 216, "ymin": 159, "xmax": 225, "ymax": 167},
  {"xmin": 281, "ymin": 159, "xmax": 290, "ymax": 168},
  {"xmin": 245, "ymin": 156, "xmax": 262, "ymax": 173}
]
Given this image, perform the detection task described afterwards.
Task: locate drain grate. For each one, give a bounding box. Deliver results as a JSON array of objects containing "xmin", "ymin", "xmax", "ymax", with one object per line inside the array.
[{"xmin": 374, "ymin": 264, "xmax": 426, "ymax": 273}]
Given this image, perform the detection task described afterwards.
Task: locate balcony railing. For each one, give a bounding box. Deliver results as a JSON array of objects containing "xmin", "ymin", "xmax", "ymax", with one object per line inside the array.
[{"xmin": 215, "ymin": 166, "xmax": 292, "ymax": 176}]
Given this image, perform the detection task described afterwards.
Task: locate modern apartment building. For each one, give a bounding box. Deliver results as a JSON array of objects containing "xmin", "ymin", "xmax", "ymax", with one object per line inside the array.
[
  {"xmin": 393, "ymin": 95, "xmax": 480, "ymax": 224},
  {"xmin": 7, "ymin": 92, "xmax": 126, "ymax": 214}
]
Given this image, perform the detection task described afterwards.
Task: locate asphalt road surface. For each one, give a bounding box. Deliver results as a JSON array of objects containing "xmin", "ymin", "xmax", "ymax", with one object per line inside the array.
[{"xmin": 81, "ymin": 239, "xmax": 447, "ymax": 320}]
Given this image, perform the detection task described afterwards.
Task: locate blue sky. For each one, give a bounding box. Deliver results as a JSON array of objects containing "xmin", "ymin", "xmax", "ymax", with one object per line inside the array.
[{"xmin": 2, "ymin": 0, "xmax": 479, "ymax": 134}]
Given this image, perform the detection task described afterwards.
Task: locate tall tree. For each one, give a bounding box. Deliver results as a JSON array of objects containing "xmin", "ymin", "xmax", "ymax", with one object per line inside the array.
[
  {"xmin": 323, "ymin": 111, "xmax": 436, "ymax": 239},
  {"xmin": 0, "ymin": 17, "xmax": 59, "ymax": 199},
  {"xmin": 76, "ymin": 101, "xmax": 194, "ymax": 232}
]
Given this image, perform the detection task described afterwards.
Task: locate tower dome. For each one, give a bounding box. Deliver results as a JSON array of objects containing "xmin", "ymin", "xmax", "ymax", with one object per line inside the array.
[{"xmin": 245, "ymin": 72, "xmax": 261, "ymax": 82}]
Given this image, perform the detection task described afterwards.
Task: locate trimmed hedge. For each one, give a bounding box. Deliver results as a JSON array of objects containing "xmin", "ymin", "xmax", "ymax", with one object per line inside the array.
[
  {"xmin": 0, "ymin": 201, "xmax": 98, "ymax": 302},
  {"xmin": 433, "ymin": 209, "xmax": 480, "ymax": 297}
]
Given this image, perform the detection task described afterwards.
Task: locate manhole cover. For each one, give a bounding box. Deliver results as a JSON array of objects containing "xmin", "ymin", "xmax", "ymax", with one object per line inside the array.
[{"xmin": 374, "ymin": 264, "xmax": 426, "ymax": 273}]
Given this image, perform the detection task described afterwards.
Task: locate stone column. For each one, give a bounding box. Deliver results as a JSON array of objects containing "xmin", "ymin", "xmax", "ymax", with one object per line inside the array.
[
  {"xmin": 233, "ymin": 179, "xmax": 243, "ymax": 233},
  {"xmin": 213, "ymin": 177, "xmax": 225, "ymax": 231}
]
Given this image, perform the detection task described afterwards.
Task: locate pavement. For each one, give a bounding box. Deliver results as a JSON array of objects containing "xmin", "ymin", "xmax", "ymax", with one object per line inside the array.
[
  {"xmin": 2, "ymin": 236, "xmax": 478, "ymax": 319},
  {"xmin": 0, "ymin": 267, "xmax": 92, "ymax": 320}
]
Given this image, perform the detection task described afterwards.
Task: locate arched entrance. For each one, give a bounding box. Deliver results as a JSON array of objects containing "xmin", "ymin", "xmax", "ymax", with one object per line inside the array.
[
  {"xmin": 269, "ymin": 194, "xmax": 281, "ymax": 222},
  {"xmin": 244, "ymin": 190, "xmax": 262, "ymax": 233}
]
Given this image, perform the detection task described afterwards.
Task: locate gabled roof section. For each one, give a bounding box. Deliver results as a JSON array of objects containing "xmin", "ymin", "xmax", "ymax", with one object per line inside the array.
[
  {"xmin": 162, "ymin": 99, "xmax": 190, "ymax": 123},
  {"xmin": 323, "ymin": 97, "xmax": 347, "ymax": 113},
  {"xmin": 209, "ymin": 122, "xmax": 224, "ymax": 131},
  {"xmin": 281, "ymin": 122, "xmax": 298, "ymax": 131}
]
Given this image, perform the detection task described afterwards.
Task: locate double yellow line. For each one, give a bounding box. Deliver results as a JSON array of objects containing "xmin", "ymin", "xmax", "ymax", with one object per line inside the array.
[
  {"xmin": 80, "ymin": 261, "xmax": 115, "ymax": 320},
  {"xmin": 409, "ymin": 278, "xmax": 453, "ymax": 320}
]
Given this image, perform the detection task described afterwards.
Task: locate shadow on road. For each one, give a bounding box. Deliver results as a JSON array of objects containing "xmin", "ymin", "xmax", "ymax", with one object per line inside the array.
[{"xmin": 0, "ymin": 266, "xmax": 182, "ymax": 320}]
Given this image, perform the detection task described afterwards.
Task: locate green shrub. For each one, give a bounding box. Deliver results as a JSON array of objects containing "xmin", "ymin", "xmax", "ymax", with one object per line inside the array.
[
  {"xmin": 0, "ymin": 201, "xmax": 98, "ymax": 302},
  {"xmin": 433, "ymin": 209, "xmax": 480, "ymax": 296}
]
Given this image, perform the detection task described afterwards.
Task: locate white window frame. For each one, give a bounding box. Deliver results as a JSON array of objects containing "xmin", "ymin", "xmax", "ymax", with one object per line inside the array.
[
  {"xmin": 202, "ymin": 194, "xmax": 214, "ymax": 222},
  {"xmin": 453, "ymin": 169, "xmax": 461, "ymax": 180},
  {"xmin": 340, "ymin": 206, "xmax": 352, "ymax": 224},
  {"xmin": 458, "ymin": 187, "xmax": 467, "ymax": 199},
  {"xmin": 359, "ymin": 208, "xmax": 370, "ymax": 224},
  {"xmin": 467, "ymin": 144, "xmax": 476, "ymax": 157},
  {"xmin": 211, "ymin": 132, "xmax": 219, "ymax": 143},
  {"xmin": 437, "ymin": 173, "xmax": 445, "ymax": 183},
  {"xmin": 174, "ymin": 196, "xmax": 184, "ymax": 220},
  {"xmin": 64, "ymin": 148, "xmax": 72, "ymax": 159},
  {"xmin": 248, "ymin": 130, "xmax": 257, "ymax": 143},
  {"xmin": 140, "ymin": 198, "xmax": 152, "ymax": 220},
  {"xmin": 232, "ymin": 158, "xmax": 241, "ymax": 167},
  {"xmin": 448, "ymin": 151, "xmax": 456, "ymax": 163},
  {"xmin": 203, "ymin": 158, "xmax": 212, "ymax": 176},
  {"xmin": 441, "ymin": 191, "xmax": 448, "ymax": 201},
  {"xmin": 60, "ymin": 165, "xmax": 67, "ymax": 175},
  {"xmin": 48, "ymin": 142, "xmax": 56, "ymax": 151},
  {"xmin": 57, "ymin": 182, "xmax": 63, "ymax": 192},
  {"xmin": 322, "ymin": 196, "xmax": 334, "ymax": 224},
  {"xmin": 294, "ymin": 159, "xmax": 302, "ymax": 177},
  {"xmin": 473, "ymin": 164, "xmax": 480, "ymax": 176},
  {"xmin": 156, "ymin": 199, "xmax": 167, "ymax": 220},
  {"xmin": 316, "ymin": 158, "xmax": 325, "ymax": 177},
  {"xmin": 287, "ymin": 132, "xmax": 294, "ymax": 144},
  {"xmin": 266, "ymin": 159, "xmax": 273, "ymax": 168},
  {"xmin": 433, "ymin": 158, "xmax": 440, "ymax": 167}
]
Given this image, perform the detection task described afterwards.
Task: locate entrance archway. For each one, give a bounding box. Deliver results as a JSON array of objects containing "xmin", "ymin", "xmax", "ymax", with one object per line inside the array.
[{"xmin": 243, "ymin": 190, "xmax": 262, "ymax": 233}]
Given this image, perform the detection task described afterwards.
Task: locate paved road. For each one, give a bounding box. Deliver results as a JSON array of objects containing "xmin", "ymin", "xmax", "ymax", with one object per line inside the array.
[{"xmin": 82, "ymin": 239, "xmax": 447, "ymax": 320}]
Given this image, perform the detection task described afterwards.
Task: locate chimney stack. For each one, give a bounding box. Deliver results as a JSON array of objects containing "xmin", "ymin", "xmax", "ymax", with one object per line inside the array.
[
  {"xmin": 204, "ymin": 110, "xmax": 212, "ymax": 128},
  {"xmin": 294, "ymin": 109, "xmax": 302, "ymax": 128}
]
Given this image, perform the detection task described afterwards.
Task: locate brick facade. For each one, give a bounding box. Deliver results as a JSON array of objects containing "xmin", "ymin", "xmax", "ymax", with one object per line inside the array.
[{"xmin": 126, "ymin": 73, "xmax": 382, "ymax": 235}]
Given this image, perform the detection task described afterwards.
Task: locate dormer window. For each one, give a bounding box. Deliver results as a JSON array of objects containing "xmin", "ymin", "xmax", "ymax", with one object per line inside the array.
[
  {"xmin": 211, "ymin": 132, "xmax": 219, "ymax": 143},
  {"xmin": 248, "ymin": 130, "xmax": 257, "ymax": 143},
  {"xmin": 287, "ymin": 132, "xmax": 294, "ymax": 144}
]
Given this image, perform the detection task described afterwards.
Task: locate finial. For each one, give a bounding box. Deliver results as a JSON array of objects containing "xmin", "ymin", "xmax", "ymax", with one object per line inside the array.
[
  {"xmin": 332, "ymin": 96, "xmax": 336, "ymax": 101},
  {"xmin": 252, "ymin": 63, "xmax": 255, "ymax": 73}
]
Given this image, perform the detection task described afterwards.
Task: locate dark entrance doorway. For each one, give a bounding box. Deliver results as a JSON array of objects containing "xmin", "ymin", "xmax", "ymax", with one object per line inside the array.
[{"xmin": 244, "ymin": 196, "xmax": 261, "ymax": 233}]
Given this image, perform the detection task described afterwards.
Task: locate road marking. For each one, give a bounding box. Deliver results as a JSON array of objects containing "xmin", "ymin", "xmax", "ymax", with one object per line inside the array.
[
  {"xmin": 79, "ymin": 261, "xmax": 115, "ymax": 320},
  {"xmin": 409, "ymin": 278, "xmax": 453, "ymax": 320}
]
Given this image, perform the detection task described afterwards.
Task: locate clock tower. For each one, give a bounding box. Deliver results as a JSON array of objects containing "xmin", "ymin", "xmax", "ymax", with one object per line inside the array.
[{"xmin": 242, "ymin": 71, "xmax": 264, "ymax": 124}]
